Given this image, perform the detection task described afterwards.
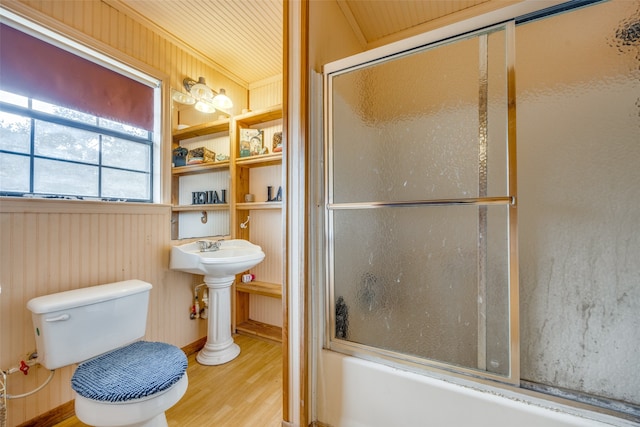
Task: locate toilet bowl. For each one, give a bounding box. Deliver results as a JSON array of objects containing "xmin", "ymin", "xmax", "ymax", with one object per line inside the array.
[
  {"xmin": 72, "ymin": 341, "xmax": 188, "ymax": 427},
  {"xmin": 27, "ymin": 280, "xmax": 188, "ymax": 427},
  {"xmin": 75, "ymin": 375, "xmax": 188, "ymax": 427}
]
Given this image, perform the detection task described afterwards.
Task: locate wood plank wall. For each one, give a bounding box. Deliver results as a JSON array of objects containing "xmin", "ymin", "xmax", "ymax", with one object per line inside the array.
[
  {"xmin": 250, "ymin": 75, "xmax": 285, "ymax": 111},
  {"xmin": 13, "ymin": 0, "xmax": 248, "ymax": 116},
  {"xmin": 0, "ymin": 201, "xmax": 206, "ymax": 426},
  {"xmin": 0, "ymin": 2, "xmax": 282, "ymax": 425},
  {"xmin": 248, "ymin": 164, "xmax": 285, "ymax": 327}
]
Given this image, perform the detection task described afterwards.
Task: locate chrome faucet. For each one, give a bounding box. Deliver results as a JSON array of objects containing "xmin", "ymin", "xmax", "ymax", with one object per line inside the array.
[{"xmin": 196, "ymin": 239, "xmax": 223, "ymax": 252}]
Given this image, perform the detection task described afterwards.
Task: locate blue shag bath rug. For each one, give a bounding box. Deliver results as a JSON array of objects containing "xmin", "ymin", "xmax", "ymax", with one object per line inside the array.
[{"xmin": 71, "ymin": 341, "xmax": 187, "ymax": 402}]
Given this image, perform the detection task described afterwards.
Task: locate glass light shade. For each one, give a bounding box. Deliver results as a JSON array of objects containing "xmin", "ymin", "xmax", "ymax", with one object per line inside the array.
[
  {"xmin": 194, "ymin": 100, "xmax": 216, "ymax": 114},
  {"xmin": 212, "ymin": 88, "xmax": 233, "ymax": 110},
  {"xmin": 172, "ymin": 90, "xmax": 196, "ymax": 105},
  {"xmin": 189, "ymin": 77, "xmax": 214, "ymax": 100}
]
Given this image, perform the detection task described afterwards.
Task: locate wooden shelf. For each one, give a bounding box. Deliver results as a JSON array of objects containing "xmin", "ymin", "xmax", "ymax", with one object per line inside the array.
[
  {"xmin": 235, "ymin": 152, "xmax": 282, "ymax": 168},
  {"xmin": 235, "ymin": 202, "xmax": 282, "ymax": 210},
  {"xmin": 172, "ymin": 161, "xmax": 229, "ymax": 175},
  {"xmin": 236, "ymin": 319, "xmax": 282, "ymax": 343},
  {"xmin": 234, "ymin": 105, "xmax": 283, "ymax": 126},
  {"xmin": 172, "ymin": 204, "xmax": 229, "ymax": 212},
  {"xmin": 236, "ymin": 280, "xmax": 282, "ymax": 298},
  {"xmin": 172, "ymin": 117, "xmax": 230, "ymax": 141},
  {"xmin": 171, "ymin": 104, "xmax": 284, "ymax": 325}
]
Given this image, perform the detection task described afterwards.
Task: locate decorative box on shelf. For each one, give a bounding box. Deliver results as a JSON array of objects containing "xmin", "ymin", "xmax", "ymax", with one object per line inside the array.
[
  {"xmin": 172, "ymin": 147, "xmax": 188, "ymax": 167},
  {"xmin": 187, "ymin": 147, "xmax": 215, "ymax": 164}
]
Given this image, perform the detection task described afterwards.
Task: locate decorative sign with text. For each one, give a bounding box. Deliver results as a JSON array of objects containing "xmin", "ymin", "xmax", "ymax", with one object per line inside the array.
[
  {"xmin": 191, "ymin": 189, "xmax": 227, "ymax": 205},
  {"xmin": 267, "ymin": 186, "xmax": 282, "ymax": 202}
]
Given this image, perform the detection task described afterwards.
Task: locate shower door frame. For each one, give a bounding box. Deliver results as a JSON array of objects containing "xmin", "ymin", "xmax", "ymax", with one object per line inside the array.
[{"xmin": 323, "ymin": 21, "xmax": 520, "ymax": 385}]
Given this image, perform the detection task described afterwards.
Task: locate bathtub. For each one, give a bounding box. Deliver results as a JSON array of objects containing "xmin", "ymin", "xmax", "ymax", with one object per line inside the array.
[{"xmin": 316, "ymin": 350, "xmax": 633, "ymax": 427}]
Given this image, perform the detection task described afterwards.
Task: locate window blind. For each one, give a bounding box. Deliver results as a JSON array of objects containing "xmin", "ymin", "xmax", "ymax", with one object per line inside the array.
[{"xmin": 0, "ymin": 24, "xmax": 154, "ymax": 131}]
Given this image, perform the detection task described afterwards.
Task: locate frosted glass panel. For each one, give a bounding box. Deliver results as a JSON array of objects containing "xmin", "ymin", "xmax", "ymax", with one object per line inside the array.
[
  {"xmin": 328, "ymin": 25, "xmax": 513, "ymax": 378},
  {"xmin": 332, "ymin": 206, "xmax": 510, "ymax": 374},
  {"xmin": 517, "ymin": 0, "xmax": 640, "ymax": 405},
  {"xmin": 331, "ymin": 30, "xmax": 507, "ymax": 204}
]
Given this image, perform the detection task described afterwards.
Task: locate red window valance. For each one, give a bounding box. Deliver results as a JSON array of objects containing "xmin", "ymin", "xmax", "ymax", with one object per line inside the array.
[{"xmin": 0, "ymin": 24, "xmax": 154, "ymax": 131}]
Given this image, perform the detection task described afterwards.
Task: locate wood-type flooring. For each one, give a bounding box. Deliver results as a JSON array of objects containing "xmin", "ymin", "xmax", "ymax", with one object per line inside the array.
[{"xmin": 53, "ymin": 334, "xmax": 282, "ymax": 427}]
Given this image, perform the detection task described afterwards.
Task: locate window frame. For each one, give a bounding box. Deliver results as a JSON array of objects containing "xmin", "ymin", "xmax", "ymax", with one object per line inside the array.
[
  {"xmin": 0, "ymin": 93, "xmax": 155, "ymax": 202},
  {"xmin": 0, "ymin": 7, "xmax": 164, "ymax": 204}
]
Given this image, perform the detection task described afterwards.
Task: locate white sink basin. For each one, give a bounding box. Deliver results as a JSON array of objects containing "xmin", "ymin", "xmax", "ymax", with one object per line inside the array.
[
  {"xmin": 170, "ymin": 239, "xmax": 265, "ymax": 366},
  {"xmin": 170, "ymin": 239, "xmax": 265, "ymax": 279}
]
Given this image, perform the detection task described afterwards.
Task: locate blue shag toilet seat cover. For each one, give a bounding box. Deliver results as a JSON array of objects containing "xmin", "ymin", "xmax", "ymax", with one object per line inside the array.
[{"xmin": 71, "ymin": 341, "xmax": 187, "ymax": 402}]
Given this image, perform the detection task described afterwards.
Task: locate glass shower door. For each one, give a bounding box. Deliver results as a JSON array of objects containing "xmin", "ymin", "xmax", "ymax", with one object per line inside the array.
[{"xmin": 325, "ymin": 23, "xmax": 517, "ymax": 381}]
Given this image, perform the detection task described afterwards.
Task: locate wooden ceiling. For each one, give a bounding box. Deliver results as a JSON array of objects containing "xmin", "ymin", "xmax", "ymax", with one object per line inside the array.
[
  {"xmin": 110, "ymin": 0, "xmax": 503, "ymax": 87},
  {"xmin": 337, "ymin": 0, "xmax": 494, "ymax": 46}
]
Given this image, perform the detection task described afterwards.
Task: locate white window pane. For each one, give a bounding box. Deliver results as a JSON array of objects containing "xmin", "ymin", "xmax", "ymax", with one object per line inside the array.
[
  {"xmin": 34, "ymin": 121, "xmax": 99, "ymax": 163},
  {"xmin": 102, "ymin": 168, "xmax": 149, "ymax": 199},
  {"xmin": 0, "ymin": 111, "xmax": 31, "ymax": 153},
  {"xmin": 0, "ymin": 90, "xmax": 28, "ymax": 107},
  {"xmin": 32, "ymin": 99, "xmax": 97, "ymax": 125},
  {"xmin": 99, "ymin": 118, "xmax": 148, "ymax": 138},
  {"xmin": 102, "ymin": 136, "xmax": 150, "ymax": 172},
  {"xmin": 0, "ymin": 153, "xmax": 30, "ymax": 192},
  {"xmin": 34, "ymin": 158, "xmax": 98, "ymax": 196}
]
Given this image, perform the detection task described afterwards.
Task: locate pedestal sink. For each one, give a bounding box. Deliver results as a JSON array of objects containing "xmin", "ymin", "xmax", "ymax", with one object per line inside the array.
[{"xmin": 170, "ymin": 239, "xmax": 265, "ymax": 365}]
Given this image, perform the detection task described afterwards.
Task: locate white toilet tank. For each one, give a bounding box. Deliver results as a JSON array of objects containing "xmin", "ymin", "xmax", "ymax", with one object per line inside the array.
[{"xmin": 27, "ymin": 280, "xmax": 153, "ymax": 370}]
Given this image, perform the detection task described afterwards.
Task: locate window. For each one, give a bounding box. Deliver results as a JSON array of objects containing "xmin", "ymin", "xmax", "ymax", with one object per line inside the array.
[
  {"xmin": 0, "ymin": 17, "xmax": 159, "ymax": 202},
  {"xmin": 0, "ymin": 91, "xmax": 153, "ymax": 201}
]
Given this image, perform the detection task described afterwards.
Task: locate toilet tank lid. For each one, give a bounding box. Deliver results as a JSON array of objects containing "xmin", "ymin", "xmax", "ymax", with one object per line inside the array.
[{"xmin": 27, "ymin": 280, "xmax": 152, "ymax": 314}]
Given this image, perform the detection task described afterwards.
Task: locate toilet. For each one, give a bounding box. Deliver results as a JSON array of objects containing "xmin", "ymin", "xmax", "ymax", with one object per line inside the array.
[{"xmin": 27, "ymin": 280, "xmax": 188, "ymax": 427}]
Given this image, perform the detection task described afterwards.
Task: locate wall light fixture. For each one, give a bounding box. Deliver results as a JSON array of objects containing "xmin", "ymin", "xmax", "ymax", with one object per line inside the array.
[{"xmin": 171, "ymin": 76, "xmax": 233, "ymax": 113}]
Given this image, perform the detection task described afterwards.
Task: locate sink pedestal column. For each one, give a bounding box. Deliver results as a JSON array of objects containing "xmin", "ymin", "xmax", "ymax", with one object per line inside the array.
[{"xmin": 196, "ymin": 275, "xmax": 240, "ymax": 365}]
